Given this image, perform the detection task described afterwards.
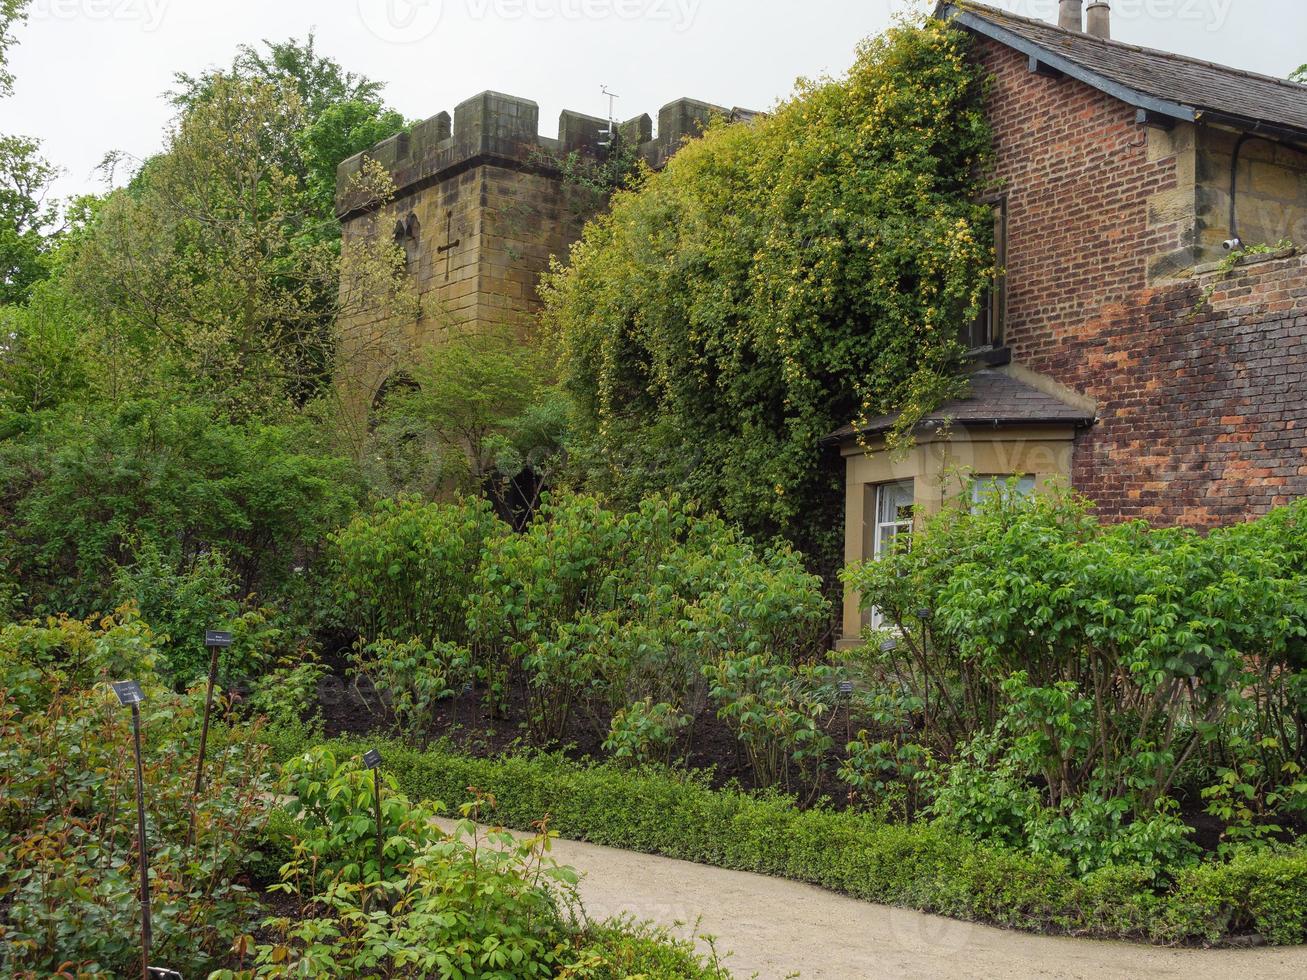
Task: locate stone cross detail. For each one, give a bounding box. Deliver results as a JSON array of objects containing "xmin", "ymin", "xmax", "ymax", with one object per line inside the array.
[{"xmin": 437, "ymin": 211, "xmax": 461, "ymax": 280}]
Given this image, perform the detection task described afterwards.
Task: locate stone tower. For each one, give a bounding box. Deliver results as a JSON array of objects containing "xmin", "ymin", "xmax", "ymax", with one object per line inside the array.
[{"xmin": 335, "ymin": 90, "xmax": 756, "ymax": 422}]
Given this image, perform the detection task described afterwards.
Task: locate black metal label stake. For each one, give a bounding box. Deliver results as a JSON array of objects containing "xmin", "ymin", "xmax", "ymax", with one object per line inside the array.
[
  {"xmin": 113, "ymin": 680, "xmax": 151, "ymax": 980},
  {"xmin": 188, "ymin": 629, "xmax": 234, "ymax": 848},
  {"xmin": 363, "ymin": 749, "xmax": 384, "ymax": 903}
]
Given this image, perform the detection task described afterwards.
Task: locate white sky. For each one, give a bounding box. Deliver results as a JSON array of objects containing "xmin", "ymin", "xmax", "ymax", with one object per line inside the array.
[{"xmin": 3, "ymin": 0, "xmax": 1305, "ymax": 202}]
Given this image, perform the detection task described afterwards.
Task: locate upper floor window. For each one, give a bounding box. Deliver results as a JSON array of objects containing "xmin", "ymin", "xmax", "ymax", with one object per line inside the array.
[{"xmin": 962, "ymin": 198, "xmax": 1007, "ymax": 352}]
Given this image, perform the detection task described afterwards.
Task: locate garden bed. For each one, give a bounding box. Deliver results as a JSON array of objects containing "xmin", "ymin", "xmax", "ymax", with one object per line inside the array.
[{"xmin": 264, "ymin": 734, "xmax": 1307, "ymax": 949}]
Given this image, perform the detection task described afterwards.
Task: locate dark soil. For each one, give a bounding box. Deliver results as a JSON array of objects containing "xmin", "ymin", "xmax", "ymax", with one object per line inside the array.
[{"xmin": 310, "ymin": 660, "xmax": 1244, "ymax": 838}]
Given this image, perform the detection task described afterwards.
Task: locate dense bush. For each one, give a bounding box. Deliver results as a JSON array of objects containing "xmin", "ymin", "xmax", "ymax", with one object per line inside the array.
[
  {"xmin": 467, "ymin": 493, "xmax": 829, "ymax": 745},
  {"xmin": 0, "ymin": 615, "xmax": 273, "ymax": 976},
  {"xmin": 291, "ymin": 737, "xmax": 1307, "ymax": 946},
  {"xmin": 843, "ymin": 491, "xmax": 1307, "ymax": 869},
  {"xmin": 542, "ymin": 18, "xmax": 993, "ymax": 558},
  {"xmin": 0, "ymin": 398, "xmax": 360, "ymax": 620},
  {"xmin": 331, "ymin": 494, "xmax": 507, "ymax": 648},
  {"xmin": 0, "ymin": 615, "xmax": 733, "ymax": 977}
]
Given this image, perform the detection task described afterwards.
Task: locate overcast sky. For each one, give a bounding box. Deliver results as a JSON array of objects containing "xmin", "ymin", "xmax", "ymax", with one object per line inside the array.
[{"xmin": 4, "ymin": 0, "xmax": 1305, "ymax": 202}]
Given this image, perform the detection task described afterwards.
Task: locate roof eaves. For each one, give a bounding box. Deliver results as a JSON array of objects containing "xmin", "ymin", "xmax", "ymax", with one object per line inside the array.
[
  {"xmin": 939, "ymin": 3, "xmax": 1197, "ymax": 126},
  {"xmin": 823, "ymin": 413, "xmax": 1094, "ymax": 446}
]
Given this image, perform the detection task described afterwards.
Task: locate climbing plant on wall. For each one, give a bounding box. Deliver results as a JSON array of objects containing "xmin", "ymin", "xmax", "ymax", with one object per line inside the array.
[{"xmin": 542, "ymin": 18, "xmax": 994, "ymax": 556}]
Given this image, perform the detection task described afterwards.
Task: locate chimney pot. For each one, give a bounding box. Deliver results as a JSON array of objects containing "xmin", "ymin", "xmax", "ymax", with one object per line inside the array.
[
  {"xmin": 1058, "ymin": 0, "xmax": 1084, "ymax": 32},
  {"xmin": 1086, "ymin": 1, "xmax": 1111, "ymax": 38}
]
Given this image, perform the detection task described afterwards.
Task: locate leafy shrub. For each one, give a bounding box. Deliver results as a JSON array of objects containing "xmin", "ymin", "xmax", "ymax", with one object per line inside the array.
[
  {"xmin": 349, "ymin": 637, "xmax": 469, "ymax": 732},
  {"xmin": 247, "ymin": 652, "xmax": 329, "ymax": 730},
  {"xmin": 0, "ymin": 677, "xmax": 272, "ymax": 975},
  {"xmin": 298, "ymin": 738, "xmax": 1307, "ymax": 946},
  {"xmin": 114, "ymin": 543, "xmax": 295, "ymax": 686},
  {"xmin": 0, "ymin": 606, "xmax": 159, "ymax": 713},
  {"xmin": 0, "ymin": 398, "xmax": 359, "ymax": 618},
  {"xmin": 331, "ymin": 494, "xmax": 507, "ymax": 647},
  {"xmin": 277, "ymin": 746, "xmax": 441, "ymax": 887},
  {"xmin": 705, "ymin": 654, "xmax": 835, "ymax": 799},
  {"xmin": 844, "ymin": 492, "xmax": 1307, "ymax": 867},
  {"xmin": 542, "ymin": 18, "xmax": 993, "ymax": 562},
  {"xmin": 468, "ymin": 492, "xmax": 828, "ymax": 746},
  {"xmin": 240, "ymin": 800, "xmax": 728, "ymax": 979},
  {"xmin": 603, "ymin": 699, "xmax": 690, "ymax": 767}
]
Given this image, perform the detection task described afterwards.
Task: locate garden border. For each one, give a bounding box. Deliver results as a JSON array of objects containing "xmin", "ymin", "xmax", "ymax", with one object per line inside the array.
[{"xmin": 262, "ymin": 734, "xmax": 1307, "ymax": 947}]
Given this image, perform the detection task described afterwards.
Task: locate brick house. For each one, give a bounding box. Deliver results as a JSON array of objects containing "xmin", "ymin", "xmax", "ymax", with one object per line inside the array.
[{"xmin": 836, "ymin": 0, "xmax": 1307, "ymax": 643}]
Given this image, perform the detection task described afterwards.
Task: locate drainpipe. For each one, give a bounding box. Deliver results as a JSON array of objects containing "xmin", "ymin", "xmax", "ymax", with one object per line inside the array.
[
  {"xmin": 1058, "ymin": 0, "xmax": 1084, "ymax": 32},
  {"xmin": 1086, "ymin": 1, "xmax": 1112, "ymax": 39}
]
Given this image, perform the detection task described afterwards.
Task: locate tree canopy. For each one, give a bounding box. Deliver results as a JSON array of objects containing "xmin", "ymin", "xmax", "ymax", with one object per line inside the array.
[{"xmin": 542, "ymin": 19, "xmax": 994, "ymax": 554}]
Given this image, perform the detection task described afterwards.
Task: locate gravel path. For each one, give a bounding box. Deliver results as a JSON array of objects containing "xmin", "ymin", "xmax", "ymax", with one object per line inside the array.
[{"xmin": 439, "ymin": 821, "xmax": 1307, "ymax": 979}]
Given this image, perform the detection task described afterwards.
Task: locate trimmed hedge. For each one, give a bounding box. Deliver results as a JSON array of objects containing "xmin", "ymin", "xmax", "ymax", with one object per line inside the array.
[{"xmin": 263, "ymin": 735, "xmax": 1307, "ymax": 946}]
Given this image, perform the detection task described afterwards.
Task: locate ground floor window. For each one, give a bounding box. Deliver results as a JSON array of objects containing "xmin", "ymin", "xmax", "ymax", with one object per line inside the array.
[
  {"xmin": 970, "ymin": 473, "xmax": 1036, "ymax": 510},
  {"xmin": 867, "ymin": 479, "xmax": 914, "ymax": 628},
  {"xmin": 873, "ymin": 479, "xmax": 915, "ymax": 558}
]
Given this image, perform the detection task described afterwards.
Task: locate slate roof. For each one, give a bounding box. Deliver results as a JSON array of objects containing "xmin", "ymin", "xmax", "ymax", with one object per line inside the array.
[
  {"xmin": 825, "ymin": 370, "xmax": 1095, "ymax": 443},
  {"xmin": 939, "ymin": 2, "xmax": 1307, "ymax": 141}
]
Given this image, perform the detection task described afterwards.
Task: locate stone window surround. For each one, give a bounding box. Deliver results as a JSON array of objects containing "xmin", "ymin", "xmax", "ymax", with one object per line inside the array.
[{"xmin": 837, "ymin": 423, "xmax": 1078, "ymax": 648}]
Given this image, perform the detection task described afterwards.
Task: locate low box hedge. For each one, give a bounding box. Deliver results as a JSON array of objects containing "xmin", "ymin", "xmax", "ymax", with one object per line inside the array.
[{"xmin": 263, "ymin": 732, "xmax": 1307, "ymax": 946}]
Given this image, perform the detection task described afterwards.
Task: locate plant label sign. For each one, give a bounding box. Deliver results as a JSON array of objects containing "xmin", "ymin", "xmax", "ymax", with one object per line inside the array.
[
  {"xmin": 112, "ymin": 679, "xmax": 145, "ymax": 706},
  {"xmin": 363, "ymin": 749, "xmax": 383, "ymax": 770},
  {"xmin": 839, "ymin": 681, "xmax": 855, "ymax": 697},
  {"xmin": 205, "ymin": 630, "xmax": 234, "ymax": 648}
]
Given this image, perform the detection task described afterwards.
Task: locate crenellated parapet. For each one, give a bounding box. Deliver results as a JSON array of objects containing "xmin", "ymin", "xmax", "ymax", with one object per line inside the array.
[{"xmin": 336, "ymin": 90, "xmax": 759, "ymax": 217}]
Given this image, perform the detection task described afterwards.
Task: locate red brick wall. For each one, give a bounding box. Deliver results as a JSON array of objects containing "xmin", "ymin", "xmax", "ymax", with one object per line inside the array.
[
  {"xmin": 1072, "ymin": 252, "xmax": 1307, "ymax": 524},
  {"xmin": 975, "ymin": 37, "xmax": 1307, "ymax": 525}
]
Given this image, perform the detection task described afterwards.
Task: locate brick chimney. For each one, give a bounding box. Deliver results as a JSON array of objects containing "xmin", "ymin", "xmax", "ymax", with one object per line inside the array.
[
  {"xmin": 1086, "ymin": 1, "xmax": 1111, "ymax": 38},
  {"xmin": 1058, "ymin": 0, "xmax": 1084, "ymax": 32}
]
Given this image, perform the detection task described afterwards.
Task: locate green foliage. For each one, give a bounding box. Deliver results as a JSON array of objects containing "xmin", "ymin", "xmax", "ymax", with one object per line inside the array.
[
  {"xmin": 0, "ymin": 0, "xmax": 26, "ymax": 97},
  {"xmin": 251, "ymin": 749, "xmax": 726, "ymax": 978},
  {"xmin": 350, "ymin": 637, "xmax": 469, "ymax": 732},
  {"xmin": 0, "ymin": 398, "xmax": 360, "ymax": 618},
  {"xmin": 369, "ymin": 331, "xmax": 571, "ymax": 515},
  {"xmin": 603, "ymin": 699, "xmax": 690, "ymax": 767},
  {"xmin": 308, "ymin": 738, "xmax": 1307, "ymax": 946},
  {"xmin": 1293, "ymin": 64, "xmax": 1307, "ymax": 84},
  {"xmin": 467, "ymin": 492, "xmax": 828, "ymax": 744},
  {"xmin": 0, "ymin": 619, "xmax": 273, "ymax": 976},
  {"xmin": 0, "ymin": 134, "xmax": 59, "ymax": 304},
  {"xmin": 277, "ymin": 746, "xmax": 442, "ymax": 886},
  {"xmin": 0, "ymin": 607, "xmax": 158, "ymax": 712},
  {"xmin": 844, "ymin": 491, "xmax": 1307, "ymax": 868},
  {"xmin": 113, "ymin": 544, "xmax": 288, "ymax": 685},
  {"xmin": 705, "ymin": 654, "xmax": 835, "ymax": 798},
  {"xmin": 169, "ymin": 32, "xmax": 405, "ymax": 230},
  {"xmin": 543, "ymin": 19, "xmax": 992, "ymax": 555},
  {"xmin": 332, "ymin": 494, "xmax": 507, "ymax": 647}
]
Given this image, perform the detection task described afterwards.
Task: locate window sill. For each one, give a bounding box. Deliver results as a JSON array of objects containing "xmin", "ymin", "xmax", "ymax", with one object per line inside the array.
[{"xmin": 967, "ymin": 345, "xmax": 1011, "ymax": 368}]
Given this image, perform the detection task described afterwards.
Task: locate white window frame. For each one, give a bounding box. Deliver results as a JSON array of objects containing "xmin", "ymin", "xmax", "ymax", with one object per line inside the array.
[{"xmin": 867, "ymin": 479, "xmax": 915, "ymax": 629}]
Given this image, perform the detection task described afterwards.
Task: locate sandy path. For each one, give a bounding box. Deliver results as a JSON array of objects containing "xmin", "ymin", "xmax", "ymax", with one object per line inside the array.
[{"xmin": 437, "ymin": 820, "xmax": 1307, "ymax": 979}]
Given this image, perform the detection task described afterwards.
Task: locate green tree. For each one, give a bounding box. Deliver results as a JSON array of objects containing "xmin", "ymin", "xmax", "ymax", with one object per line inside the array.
[
  {"xmin": 0, "ymin": 0, "xmax": 27, "ymax": 98},
  {"xmin": 542, "ymin": 19, "xmax": 992, "ymax": 556},
  {"xmin": 171, "ymin": 33, "xmax": 406, "ymax": 226},
  {"xmin": 0, "ymin": 134, "xmax": 58, "ymax": 304},
  {"xmin": 63, "ymin": 76, "xmax": 412, "ymax": 414},
  {"xmin": 1293, "ymin": 64, "xmax": 1307, "ymax": 84},
  {"xmin": 370, "ymin": 332, "xmax": 570, "ymax": 516}
]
